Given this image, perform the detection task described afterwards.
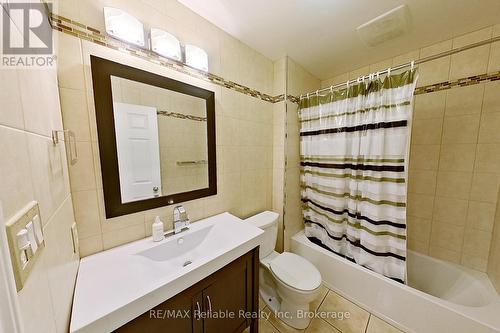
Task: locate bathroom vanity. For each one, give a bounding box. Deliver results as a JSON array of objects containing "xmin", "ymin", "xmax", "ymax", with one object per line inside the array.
[
  {"xmin": 70, "ymin": 213, "xmax": 263, "ymax": 333},
  {"xmin": 115, "ymin": 248, "xmax": 258, "ymax": 333}
]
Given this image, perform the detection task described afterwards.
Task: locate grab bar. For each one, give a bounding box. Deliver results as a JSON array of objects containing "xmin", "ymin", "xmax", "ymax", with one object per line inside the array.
[{"xmin": 176, "ymin": 160, "xmax": 208, "ymax": 166}]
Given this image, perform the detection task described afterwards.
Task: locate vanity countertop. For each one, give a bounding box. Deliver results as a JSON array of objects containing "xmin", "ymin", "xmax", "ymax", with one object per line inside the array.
[{"xmin": 70, "ymin": 212, "xmax": 263, "ymax": 333}]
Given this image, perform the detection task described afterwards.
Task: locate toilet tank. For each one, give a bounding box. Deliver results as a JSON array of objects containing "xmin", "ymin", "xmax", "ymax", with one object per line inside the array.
[{"xmin": 245, "ymin": 211, "xmax": 279, "ymax": 258}]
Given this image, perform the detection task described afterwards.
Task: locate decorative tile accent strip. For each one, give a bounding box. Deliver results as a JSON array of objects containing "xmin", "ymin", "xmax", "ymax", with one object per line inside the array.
[
  {"xmin": 48, "ymin": 12, "xmax": 282, "ymax": 104},
  {"xmin": 287, "ymin": 95, "xmax": 300, "ymax": 104},
  {"xmin": 414, "ymin": 71, "xmax": 500, "ymax": 95},
  {"xmin": 272, "ymin": 94, "xmax": 300, "ymax": 104},
  {"xmin": 157, "ymin": 110, "xmax": 207, "ymax": 122},
  {"xmin": 273, "ymin": 94, "xmax": 285, "ymax": 103},
  {"xmin": 47, "ymin": 11, "xmax": 499, "ymax": 107}
]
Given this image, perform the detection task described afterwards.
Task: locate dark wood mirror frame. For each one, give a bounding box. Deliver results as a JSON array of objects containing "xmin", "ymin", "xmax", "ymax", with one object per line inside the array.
[{"xmin": 90, "ymin": 55, "xmax": 216, "ymax": 218}]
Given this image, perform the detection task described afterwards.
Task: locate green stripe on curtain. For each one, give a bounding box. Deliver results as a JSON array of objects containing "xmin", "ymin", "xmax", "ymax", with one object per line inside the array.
[
  {"xmin": 299, "ymin": 69, "xmax": 417, "ymax": 109},
  {"xmin": 301, "ymin": 185, "xmax": 406, "ymax": 207},
  {"xmin": 303, "ymin": 205, "xmax": 406, "ymax": 240},
  {"xmin": 299, "ymin": 101, "xmax": 411, "ymax": 123},
  {"xmin": 300, "ymin": 170, "xmax": 406, "ymax": 183}
]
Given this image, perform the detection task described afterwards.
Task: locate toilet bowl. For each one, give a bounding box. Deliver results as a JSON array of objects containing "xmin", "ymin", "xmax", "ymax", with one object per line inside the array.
[{"xmin": 245, "ymin": 211, "xmax": 322, "ymax": 329}]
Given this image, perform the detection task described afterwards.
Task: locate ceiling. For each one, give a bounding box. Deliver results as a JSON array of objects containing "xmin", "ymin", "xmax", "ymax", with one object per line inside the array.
[{"xmin": 178, "ymin": 0, "xmax": 500, "ymax": 80}]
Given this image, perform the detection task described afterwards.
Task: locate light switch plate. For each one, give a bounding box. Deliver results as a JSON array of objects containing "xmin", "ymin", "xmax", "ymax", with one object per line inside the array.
[{"xmin": 5, "ymin": 201, "xmax": 45, "ymax": 291}]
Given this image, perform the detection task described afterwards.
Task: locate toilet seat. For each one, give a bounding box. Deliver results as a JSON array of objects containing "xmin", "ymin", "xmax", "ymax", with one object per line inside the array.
[{"xmin": 269, "ymin": 252, "xmax": 321, "ymax": 292}]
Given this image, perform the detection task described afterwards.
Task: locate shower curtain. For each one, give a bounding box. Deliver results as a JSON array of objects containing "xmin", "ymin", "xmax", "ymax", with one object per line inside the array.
[{"xmin": 299, "ymin": 70, "xmax": 418, "ymax": 283}]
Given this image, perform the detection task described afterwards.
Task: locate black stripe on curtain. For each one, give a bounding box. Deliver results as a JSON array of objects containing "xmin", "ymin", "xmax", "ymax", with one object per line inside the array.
[
  {"xmin": 300, "ymin": 119, "xmax": 407, "ymax": 137},
  {"xmin": 306, "ymin": 236, "xmax": 405, "ymax": 284},
  {"xmin": 305, "ymin": 220, "xmax": 406, "ymax": 261},
  {"xmin": 302, "ymin": 198, "xmax": 406, "ymax": 229},
  {"xmin": 300, "ymin": 162, "xmax": 405, "ymax": 172}
]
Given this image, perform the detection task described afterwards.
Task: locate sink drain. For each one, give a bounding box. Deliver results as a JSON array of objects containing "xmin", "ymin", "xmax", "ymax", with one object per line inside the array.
[{"xmin": 183, "ymin": 260, "xmax": 192, "ymax": 267}]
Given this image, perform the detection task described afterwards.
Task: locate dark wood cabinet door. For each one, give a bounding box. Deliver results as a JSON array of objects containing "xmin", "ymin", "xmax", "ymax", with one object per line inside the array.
[
  {"xmin": 114, "ymin": 287, "xmax": 203, "ymax": 333},
  {"xmin": 202, "ymin": 256, "xmax": 250, "ymax": 333}
]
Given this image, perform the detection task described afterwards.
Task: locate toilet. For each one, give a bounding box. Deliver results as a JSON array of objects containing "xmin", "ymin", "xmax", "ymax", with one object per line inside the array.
[{"xmin": 245, "ymin": 211, "xmax": 322, "ymax": 329}]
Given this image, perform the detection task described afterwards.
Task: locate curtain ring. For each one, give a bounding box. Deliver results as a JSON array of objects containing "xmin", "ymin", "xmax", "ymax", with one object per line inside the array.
[
  {"xmin": 387, "ymin": 67, "xmax": 391, "ymax": 76},
  {"xmin": 410, "ymin": 60, "xmax": 415, "ymax": 71}
]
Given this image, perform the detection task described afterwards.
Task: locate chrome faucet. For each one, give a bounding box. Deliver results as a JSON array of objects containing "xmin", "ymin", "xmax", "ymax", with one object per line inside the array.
[{"xmin": 173, "ymin": 205, "xmax": 190, "ymax": 234}]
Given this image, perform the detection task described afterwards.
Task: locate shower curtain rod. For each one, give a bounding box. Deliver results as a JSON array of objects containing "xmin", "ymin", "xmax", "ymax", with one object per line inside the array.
[{"xmin": 301, "ymin": 34, "xmax": 500, "ymax": 98}]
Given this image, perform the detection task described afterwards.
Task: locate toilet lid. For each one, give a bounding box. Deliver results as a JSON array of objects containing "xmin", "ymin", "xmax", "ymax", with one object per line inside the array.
[{"xmin": 269, "ymin": 252, "xmax": 321, "ymax": 291}]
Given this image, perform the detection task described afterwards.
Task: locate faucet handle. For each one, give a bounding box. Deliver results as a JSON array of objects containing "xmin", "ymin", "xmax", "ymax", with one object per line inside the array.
[{"xmin": 173, "ymin": 205, "xmax": 188, "ymax": 222}]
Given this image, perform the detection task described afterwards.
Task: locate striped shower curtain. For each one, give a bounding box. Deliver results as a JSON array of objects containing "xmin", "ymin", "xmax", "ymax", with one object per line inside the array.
[{"xmin": 299, "ymin": 70, "xmax": 418, "ymax": 283}]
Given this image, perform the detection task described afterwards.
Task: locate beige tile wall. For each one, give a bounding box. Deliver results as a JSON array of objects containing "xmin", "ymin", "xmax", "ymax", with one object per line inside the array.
[
  {"xmin": 272, "ymin": 58, "xmax": 286, "ymax": 252},
  {"xmin": 320, "ymin": 25, "xmax": 500, "ymax": 273},
  {"xmin": 53, "ymin": 0, "xmax": 275, "ymax": 256},
  {"xmin": 0, "ymin": 4, "xmax": 79, "ymax": 333},
  {"xmin": 283, "ymin": 58, "xmax": 321, "ymax": 251}
]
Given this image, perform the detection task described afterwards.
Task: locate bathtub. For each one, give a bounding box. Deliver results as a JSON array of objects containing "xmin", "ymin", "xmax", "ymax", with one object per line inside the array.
[{"xmin": 292, "ymin": 231, "xmax": 500, "ymax": 333}]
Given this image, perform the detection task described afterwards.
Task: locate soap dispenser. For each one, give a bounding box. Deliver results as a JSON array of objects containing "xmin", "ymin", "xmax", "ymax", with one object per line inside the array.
[{"xmin": 152, "ymin": 216, "xmax": 164, "ymax": 242}]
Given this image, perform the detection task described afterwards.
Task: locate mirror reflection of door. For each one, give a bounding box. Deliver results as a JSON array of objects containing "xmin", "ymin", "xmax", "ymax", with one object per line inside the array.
[
  {"xmin": 111, "ymin": 76, "xmax": 209, "ymax": 204},
  {"xmin": 113, "ymin": 102, "xmax": 162, "ymax": 203}
]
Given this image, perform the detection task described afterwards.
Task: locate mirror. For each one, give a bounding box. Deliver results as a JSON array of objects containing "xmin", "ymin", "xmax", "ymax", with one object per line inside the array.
[
  {"xmin": 110, "ymin": 76, "xmax": 209, "ymax": 202},
  {"xmin": 90, "ymin": 56, "xmax": 216, "ymax": 218}
]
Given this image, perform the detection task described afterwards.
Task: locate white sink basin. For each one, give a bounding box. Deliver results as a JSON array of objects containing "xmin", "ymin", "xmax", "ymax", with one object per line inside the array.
[
  {"xmin": 136, "ymin": 225, "xmax": 214, "ymax": 265},
  {"xmin": 70, "ymin": 212, "xmax": 263, "ymax": 333}
]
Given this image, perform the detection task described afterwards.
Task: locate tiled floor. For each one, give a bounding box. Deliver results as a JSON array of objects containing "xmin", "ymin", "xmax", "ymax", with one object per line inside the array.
[{"xmin": 256, "ymin": 285, "xmax": 404, "ymax": 333}]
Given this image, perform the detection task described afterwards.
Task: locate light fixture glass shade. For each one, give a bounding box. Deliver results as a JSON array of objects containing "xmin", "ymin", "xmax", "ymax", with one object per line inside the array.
[
  {"xmin": 150, "ymin": 28, "xmax": 182, "ymax": 61},
  {"xmin": 185, "ymin": 45, "xmax": 209, "ymax": 72},
  {"xmin": 104, "ymin": 7, "xmax": 145, "ymax": 47}
]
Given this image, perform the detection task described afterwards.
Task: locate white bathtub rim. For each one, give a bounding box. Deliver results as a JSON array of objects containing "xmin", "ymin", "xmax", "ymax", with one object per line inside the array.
[
  {"xmin": 408, "ymin": 250, "xmax": 497, "ymax": 307},
  {"xmin": 319, "ymin": 278, "xmax": 412, "ymax": 332},
  {"xmin": 292, "ymin": 231, "xmax": 500, "ymax": 333}
]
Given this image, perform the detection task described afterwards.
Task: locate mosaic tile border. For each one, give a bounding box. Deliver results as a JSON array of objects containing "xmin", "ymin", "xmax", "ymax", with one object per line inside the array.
[
  {"xmin": 414, "ymin": 71, "xmax": 500, "ymax": 95},
  {"xmin": 157, "ymin": 110, "xmax": 207, "ymax": 122},
  {"xmin": 287, "ymin": 95, "xmax": 300, "ymax": 104},
  {"xmin": 48, "ymin": 13, "xmax": 282, "ymax": 104},
  {"xmin": 48, "ymin": 11, "xmax": 499, "ymax": 107},
  {"xmin": 272, "ymin": 95, "xmax": 300, "ymax": 104}
]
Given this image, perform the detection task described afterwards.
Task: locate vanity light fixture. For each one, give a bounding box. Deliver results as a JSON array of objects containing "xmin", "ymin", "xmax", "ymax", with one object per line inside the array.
[
  {"xmin": 185, "ymin": 44, "xmax": 209, "ymax": 71},
  {"xmin": 104, "ymin": 7, "xmax": 145, "ymax": 47},
  {"xmin": 150, "ymin": 28, "xmax": 182, "ymax": 61}
]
